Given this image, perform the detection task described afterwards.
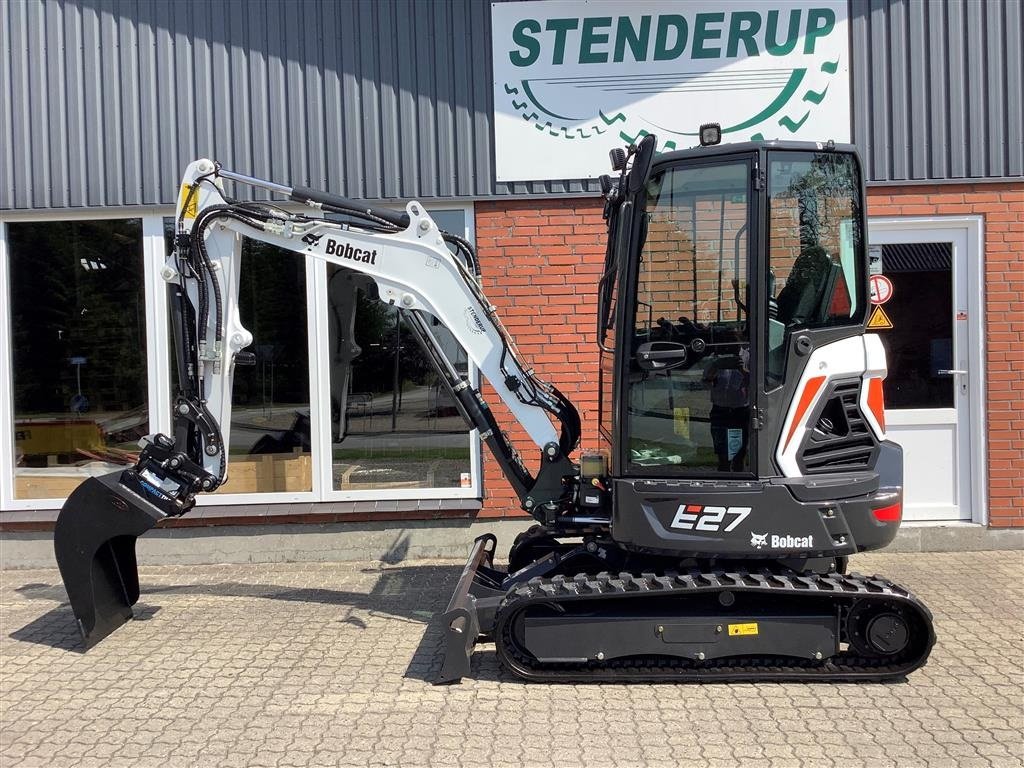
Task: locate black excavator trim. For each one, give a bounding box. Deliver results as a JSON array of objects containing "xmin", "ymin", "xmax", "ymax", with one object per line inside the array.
[
  {"xmin": 53, "ymin": 473, "xmax": 168, "ymax": 648},
  {"xmin": 435, "ymin": 534, "xmax": 500, "ymax": 684},
  {"xmin": 492, "ymin": 568, "xmax": 935, "ymax": 683}
]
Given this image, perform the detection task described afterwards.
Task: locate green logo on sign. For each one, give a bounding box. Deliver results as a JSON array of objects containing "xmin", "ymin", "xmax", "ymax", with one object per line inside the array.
[{"xmin": 503, "ymin": 8, "xmax": 842, "ymax": 149}]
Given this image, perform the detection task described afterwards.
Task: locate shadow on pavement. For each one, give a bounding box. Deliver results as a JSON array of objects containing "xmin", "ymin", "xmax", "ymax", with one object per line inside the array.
[
  {"xmin": 7, "ymin": 564, "xmax": 511, "ymax": 683},
  {"xmin": 7, "ymin": 528, "xmax": 516, "ymax": 682},
  {"xmin": 7, "ymin": 603, "xmax": 161, "ymax": 652}
]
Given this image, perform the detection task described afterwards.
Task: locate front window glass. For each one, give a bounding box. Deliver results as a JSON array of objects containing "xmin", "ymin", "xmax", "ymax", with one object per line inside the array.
[
  {"xmin": 766, "ymin": 151, "xmax": 865, "ymax": 387},
  {"xmin": 8, "ymin": 220, "xmax": 147, "ymax": 499},
  {"xmin": 626, "ymin": 161, "xmax": 752, "ymax": 474}
]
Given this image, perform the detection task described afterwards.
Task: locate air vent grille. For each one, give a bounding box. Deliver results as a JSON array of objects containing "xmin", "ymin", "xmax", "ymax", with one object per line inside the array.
[{"xmin": 799, "ymin": 381, "xmax": 878, "ymax": 473}]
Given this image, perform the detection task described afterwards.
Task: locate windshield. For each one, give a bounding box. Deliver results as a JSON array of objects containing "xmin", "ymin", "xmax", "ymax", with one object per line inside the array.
[{"xmin": 766, "ymin": 151, "xmax": 865, "ymax": 386}]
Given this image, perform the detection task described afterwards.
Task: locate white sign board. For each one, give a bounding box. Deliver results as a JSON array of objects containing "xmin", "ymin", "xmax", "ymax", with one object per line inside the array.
[{"xmin": 492, "ymin": 0, "xmax": 852, "ymax": 182}]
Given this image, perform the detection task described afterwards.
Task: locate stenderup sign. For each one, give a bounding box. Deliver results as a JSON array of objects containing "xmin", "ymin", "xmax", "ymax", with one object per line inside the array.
[{"xmin": 491, "ymin": 0, "xmax": 852, "ymax": 182}]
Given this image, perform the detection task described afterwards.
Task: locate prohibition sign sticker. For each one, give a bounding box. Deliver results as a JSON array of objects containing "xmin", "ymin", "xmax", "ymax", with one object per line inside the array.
[{"xmin": 869, "ymin": 275, "xmax": 894, "ymax": 305}]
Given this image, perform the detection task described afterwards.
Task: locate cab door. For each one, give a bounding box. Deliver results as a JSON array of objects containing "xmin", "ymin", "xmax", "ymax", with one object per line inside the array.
[{"xmin": 619, "ymin": 155, "xmax": 757, "ymax": 478}]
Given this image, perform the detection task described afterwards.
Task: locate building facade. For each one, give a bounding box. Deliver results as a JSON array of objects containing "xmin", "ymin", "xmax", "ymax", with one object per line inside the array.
[{"xmin": 1, "ymin": 0, "xmax": 1021, "ymax": 538}]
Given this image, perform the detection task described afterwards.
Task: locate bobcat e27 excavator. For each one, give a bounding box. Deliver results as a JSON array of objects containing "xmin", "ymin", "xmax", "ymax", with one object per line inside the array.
[{"xmin": 53, "ymin": 132, "xmax": 935, "ymax": 683}]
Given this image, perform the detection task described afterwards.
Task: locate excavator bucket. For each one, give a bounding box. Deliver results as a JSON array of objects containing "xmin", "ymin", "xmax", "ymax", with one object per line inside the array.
[{"xmin": 53, "ymin": 471, "xmax": 166, "ymax": 648}]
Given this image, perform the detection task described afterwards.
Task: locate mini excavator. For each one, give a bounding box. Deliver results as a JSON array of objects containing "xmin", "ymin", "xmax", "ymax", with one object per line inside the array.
[{"xmin": 53, "ymin": 131, "xmax": 935, "ymax": 682}]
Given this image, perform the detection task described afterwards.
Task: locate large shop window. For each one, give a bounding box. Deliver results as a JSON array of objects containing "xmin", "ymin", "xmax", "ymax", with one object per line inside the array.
[
  {"xmin": 325, "ymin": 209, "xmax": 472, "ymax": 491},
  {"xmin": 6, "ymin": 219, "xmax": 148, "ymax": 500},
  {"xmin": 1, "ymin": 209, "xmax": 476, "ymax": 510},
  {"xmin": 327, "ymin": 268, "xmax": 470, "ymax": 491},
  {"xmin": 162, "ymin": 222, "xmax": 312, "ymax": 495}
]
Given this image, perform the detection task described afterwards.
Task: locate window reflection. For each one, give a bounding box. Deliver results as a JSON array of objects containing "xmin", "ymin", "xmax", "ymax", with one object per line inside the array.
[
  {"xmin": 8, "ymin": 219, "xmax": 147, "ymax": 499},
  {"xmin": 766, "ymin": 152, "xmax": 865, "ymax": 387},
  {"xmin": 626, "ymin": 162, "xmax": 751, "ymax": 474},
  {"xmin": 324, "ymin": 208, "xmax": 474, "ymax": 491},
  {"xmin": 872, "ymin": 242, "xmax": 954, "ymax": 409},
  {"xmin": 160, "ymin": 208, "xmax": 474, "ymax": 496},
  {"xmin": 328, "ymin": 266, "xmax": 471, "ymax": 490},
  {"xmin": 163, "ymin": 222, "xmax": 312, "ymax": 494}
]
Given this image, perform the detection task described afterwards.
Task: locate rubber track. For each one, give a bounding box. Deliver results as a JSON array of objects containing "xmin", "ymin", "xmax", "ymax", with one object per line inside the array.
[{"xmin": 495, "ymin": 569, "xmax": 935, "ymax": 683}]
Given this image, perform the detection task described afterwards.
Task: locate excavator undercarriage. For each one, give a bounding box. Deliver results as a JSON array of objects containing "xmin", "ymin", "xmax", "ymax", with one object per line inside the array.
[
  {"xmin": 438, "ymin": 531, "xmax": 932, "ymax": 684},
  {"xmin": 52, "ymin": 132, "xmax": 935, "ymax": 682}
]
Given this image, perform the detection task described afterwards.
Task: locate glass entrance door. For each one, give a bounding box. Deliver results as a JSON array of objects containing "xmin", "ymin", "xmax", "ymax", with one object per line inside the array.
[{"xmin": 866, "ymin": 224, "xmax": 974, "ymax": 521}]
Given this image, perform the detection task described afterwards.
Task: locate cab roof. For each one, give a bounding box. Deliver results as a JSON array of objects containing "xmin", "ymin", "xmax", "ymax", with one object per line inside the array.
[{"xmin": 651, "ymin": 139, "xmax": 861, "ymax": 168}]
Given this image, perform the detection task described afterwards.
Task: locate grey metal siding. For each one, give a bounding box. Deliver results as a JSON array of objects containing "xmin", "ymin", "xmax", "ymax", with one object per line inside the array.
[
  {"xmin": 851, "ymin": 0, "xmax": 1023, "ymax": 182},
  {"xmin": 1, "ymin": 0, "xmax": 1020, "ymax": 211}
]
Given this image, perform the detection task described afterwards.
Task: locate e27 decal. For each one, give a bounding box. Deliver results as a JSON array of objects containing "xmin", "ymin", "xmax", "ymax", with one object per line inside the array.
[{"xmin": 670, "ymin": 505, "xmax": 752, "ymax": 533}]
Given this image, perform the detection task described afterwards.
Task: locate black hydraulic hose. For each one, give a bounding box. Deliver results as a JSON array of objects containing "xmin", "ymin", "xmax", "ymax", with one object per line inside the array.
[
  {"xmin": 441, "ymin": 231, "xmax": 481, "ymax": 276},
  {"xmin": 194, "ymin": 226, "xmax": 224, "ymax": 342},
  {"xmin": 289, "ymin": 186, "xmax": 411, "ymax": 229},
  {"xmin": 549, "ymin": 385, "xmax": 582, "ymax": 456},
  {"xmin": 189, "ymin": 206, "xmax": 274, "ymax": 342},
  {"xmin": 189, "ymin": 231, "xmax": 212, "ymax": 341}
]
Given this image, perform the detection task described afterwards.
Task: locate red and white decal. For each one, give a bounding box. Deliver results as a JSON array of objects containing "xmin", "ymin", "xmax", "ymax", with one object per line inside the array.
[
  {"xmin": 860, "ymin": 334, "xmax": 888, "ymax": 439},
  {"xmin": 671, "ymin": 505, "xmax": 752, "ymax": 533},
  {"xmin": 776, "ymin": 336, "xmax": 869, "ymax": 477},
  {"xmin": 869, "ymin": 274, "xmax": 894, "ymax": 305}
]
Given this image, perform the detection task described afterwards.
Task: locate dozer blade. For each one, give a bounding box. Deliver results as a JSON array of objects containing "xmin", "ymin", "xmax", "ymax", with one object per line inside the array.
[
  {"xmin": 434, "ymin": 534, "xmax": 505, "ymax": 684},
  {"xmin": 53, "ymin": 472, "xmax": 167, "ymax": 648}
]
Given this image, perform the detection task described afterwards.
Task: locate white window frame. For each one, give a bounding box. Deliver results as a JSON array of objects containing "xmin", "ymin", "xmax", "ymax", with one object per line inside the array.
[
  {"xmin": 0, "ymin": 208, "xmax": 167, "ymax": 511},
  {"xmin": 0, "ymin": 202, "xmax": 481, "ymax": 511},
  {"xmin": 314, "ymin": 203, "xmax": 482, "ymax": 502}
]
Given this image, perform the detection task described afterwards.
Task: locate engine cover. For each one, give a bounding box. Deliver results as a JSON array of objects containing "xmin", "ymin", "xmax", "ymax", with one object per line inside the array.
[{"xmin": 610, "ymin": 451, "xmax": 903, "ymax": 559}]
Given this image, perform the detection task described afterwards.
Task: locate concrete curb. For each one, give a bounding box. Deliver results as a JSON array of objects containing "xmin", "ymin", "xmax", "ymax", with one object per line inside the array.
[
  {"xmin": 1, "ymin": 519, "xmax": 1020, "ymax": 569},
  {"xmin": 0, "ymin": 519, "xmax": 538, "ymax": 569}
]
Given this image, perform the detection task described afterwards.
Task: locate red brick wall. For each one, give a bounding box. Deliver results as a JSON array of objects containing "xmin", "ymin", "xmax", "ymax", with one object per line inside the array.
[
  {"xmin": 474, "ymin": 198, "xmax": 607, "ymax": 517},
  {"xmin": 867, "ymin": 183, "xmax": 1024, "ymax": 527},
  {"xmin": 475, "ymin": 184, "xmax": 1023, "ymax": 526}
]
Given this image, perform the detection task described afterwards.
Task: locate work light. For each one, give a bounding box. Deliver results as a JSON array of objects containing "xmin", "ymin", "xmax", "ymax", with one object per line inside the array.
[{"xmin": 699, "ymin": 123, "xmax": 722, "ymax": 146}]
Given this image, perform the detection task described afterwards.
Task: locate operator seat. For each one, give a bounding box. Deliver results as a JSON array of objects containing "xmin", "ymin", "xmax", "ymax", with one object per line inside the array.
[{"xmin": 775, "ymin": 246, "xmax": 832, "ymax": 326}]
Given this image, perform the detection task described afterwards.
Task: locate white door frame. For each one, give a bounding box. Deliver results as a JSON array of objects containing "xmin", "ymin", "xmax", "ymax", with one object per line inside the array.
[{"xmin": 868, "ymin": 216, "xmax": 987, "ymax": 525}]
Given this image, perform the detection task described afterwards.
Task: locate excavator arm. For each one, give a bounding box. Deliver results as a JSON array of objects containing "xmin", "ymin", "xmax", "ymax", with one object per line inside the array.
[
  {"xmin": 163, "ymin": 159, "xmax": 579, "ymax": 512},
  {"xmin": 54, "ymin": 159, "xmax": 581, "ymax": 649}
]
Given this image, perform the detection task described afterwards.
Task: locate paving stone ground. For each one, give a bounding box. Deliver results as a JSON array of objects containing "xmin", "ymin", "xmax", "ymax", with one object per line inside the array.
[{"xmin": 1, "ymin": 550, "xmax": 1022, "ymax": 768}]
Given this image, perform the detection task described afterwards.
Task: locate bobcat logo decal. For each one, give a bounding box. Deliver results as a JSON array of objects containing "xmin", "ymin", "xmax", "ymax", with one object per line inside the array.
[{"xmin": 750, "ymin": 532, "xmax": 768, "ymax": 549}]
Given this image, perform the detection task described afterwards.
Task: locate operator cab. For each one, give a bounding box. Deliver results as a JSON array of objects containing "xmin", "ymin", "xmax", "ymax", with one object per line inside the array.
[{"xmin": 596, "ymin": 134, "xmax": 895, "ymax": 558}]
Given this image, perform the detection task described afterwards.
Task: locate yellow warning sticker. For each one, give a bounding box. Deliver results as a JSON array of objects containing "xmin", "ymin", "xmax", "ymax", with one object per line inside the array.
[
  {"xmin": 728, "ymin": 622, "xmax": 759, "ymax": 637},
  {"xmin": 673, "ymin": 407, "xmax": 690, "ymax": 438},
  {"xmin": 179, "ymin": 184, "xmax": 199, "ymax": 220},
  {"xmin": 867, "ymin": 304, "xmax": 894, "ymax": 330}
]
